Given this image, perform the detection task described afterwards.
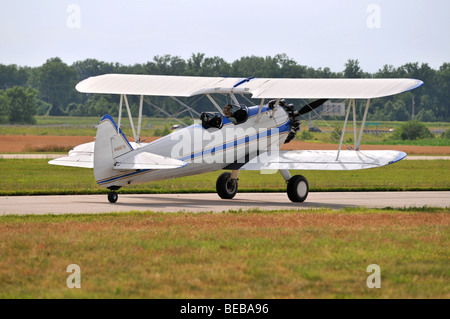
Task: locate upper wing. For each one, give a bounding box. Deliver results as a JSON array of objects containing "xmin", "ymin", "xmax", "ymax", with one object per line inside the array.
[
  {"xmin": 234, "ymin": 150, "xmax": 406, "ymax": 171},
  {"xmin": 76, "ymin": 74, "xmax": 423, "ymax": 99}
]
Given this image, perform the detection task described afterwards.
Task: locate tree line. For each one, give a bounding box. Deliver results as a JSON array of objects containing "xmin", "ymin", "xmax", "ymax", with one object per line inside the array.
[{"xmin": 0, "ymin": 54, "xmax": 448, "ymax": 124}]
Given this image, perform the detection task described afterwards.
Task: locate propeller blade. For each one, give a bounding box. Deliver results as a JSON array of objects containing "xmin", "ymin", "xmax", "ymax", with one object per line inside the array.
[{"xmin": 298, "ymin": 99, "xmax": 329, "ymax": 115}]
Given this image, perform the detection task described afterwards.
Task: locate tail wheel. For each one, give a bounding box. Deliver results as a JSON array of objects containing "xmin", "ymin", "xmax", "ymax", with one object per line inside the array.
[
  {"xmin": 107, "ymin": 192, "xmax": 118, "ymax": 203},
  {"xmin": 287, "ymin": 175, "xmax": 309, "ymax": 202},
  {"xmin": 216, "ymin": 172, "xmax": 238, "ymax": 199}
]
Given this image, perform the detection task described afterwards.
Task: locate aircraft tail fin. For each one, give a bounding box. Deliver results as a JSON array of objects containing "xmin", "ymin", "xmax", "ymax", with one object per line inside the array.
[
  {"xmin": 93, "ymin": 114, "xmax": 186, "ymax": 188},
  {"xmin": 93, "ymin": 114, "xmax": 133, "ymax": 184}
]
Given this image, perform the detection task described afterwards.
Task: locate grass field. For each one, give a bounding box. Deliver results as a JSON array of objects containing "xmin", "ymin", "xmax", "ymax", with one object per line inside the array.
[
  {"xmin": 0, "ymin": 125, "xmax": 156, "ymax": 138},
  {"xmin": 0, "ymin": 116, "xmax": 182, "ymax": 137},
  {"xmin": 1, "ymin": 159, "xmax": 449, "ymax": 196},
  {"xmin": 299, "ymin": 132, "xmax": 450, "ymax": 147},
  {"xmin": 0, "ymin": 208, "xmax": 448, "ymax": 298},
  {"xmin": 2, "ymin": 117, "xmax": 449, "ymax": 300}
]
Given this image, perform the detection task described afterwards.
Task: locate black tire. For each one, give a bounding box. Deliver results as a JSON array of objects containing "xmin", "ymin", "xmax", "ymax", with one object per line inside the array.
[
  {"xmin": 287, "ymin": 175, "xmax": 309, "ymax": 202},
  {"xmin": 107, "ymin": 192, "xmax": 118, "ymax": 203},
  {"xmin": 216, "ymin": 172, "xmax": 238, "ymax": 199}
]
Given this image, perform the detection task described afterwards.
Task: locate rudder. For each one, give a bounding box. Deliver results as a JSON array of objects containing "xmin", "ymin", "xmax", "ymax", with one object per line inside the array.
[{"xmin": 94, "ymin": 114, "xmax": 133, "ymax": 186}]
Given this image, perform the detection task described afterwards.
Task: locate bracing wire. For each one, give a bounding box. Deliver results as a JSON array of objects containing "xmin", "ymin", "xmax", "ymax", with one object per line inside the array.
[{"xmin": 300, "ymin": 98, "xmax": 354, "ymax": 150}]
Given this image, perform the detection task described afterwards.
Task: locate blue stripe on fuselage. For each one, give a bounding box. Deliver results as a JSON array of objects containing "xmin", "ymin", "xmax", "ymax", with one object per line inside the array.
[{"xmin": 97, "ymin": 106, "xmax": 289, "ymax": 185}]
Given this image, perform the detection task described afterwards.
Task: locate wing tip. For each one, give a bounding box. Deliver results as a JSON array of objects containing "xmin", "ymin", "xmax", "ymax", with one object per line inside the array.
[
  {"xmin": 388, "ymin": 151, "xmax": 407, "ymax": 165},
  {"xmin": 402, "ymin": 79, "xmax": 424, "ymax": 93}
]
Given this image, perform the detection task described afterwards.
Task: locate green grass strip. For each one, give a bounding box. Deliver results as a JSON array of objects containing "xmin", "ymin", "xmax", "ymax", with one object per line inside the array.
[{"xmin": 1, "ymin": 159, "xmax": 449, "ymax": 196}]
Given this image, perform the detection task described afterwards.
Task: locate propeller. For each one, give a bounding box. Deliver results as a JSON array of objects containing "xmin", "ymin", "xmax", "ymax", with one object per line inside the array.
[
  {"xmin": 298, "ymin": 99, "xmax": 329, "ymax": 115},
  {"xmin": 278, "ymin": 98, "xmax": 329, "ymax": 144}
]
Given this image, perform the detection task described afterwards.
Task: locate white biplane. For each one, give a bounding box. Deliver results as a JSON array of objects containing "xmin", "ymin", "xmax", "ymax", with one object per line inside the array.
[{"xmin": 49, "ymin": 75, "xmax": 423, "ymax": 203}]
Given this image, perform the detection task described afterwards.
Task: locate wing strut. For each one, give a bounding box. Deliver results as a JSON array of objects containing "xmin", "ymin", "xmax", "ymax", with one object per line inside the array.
[
  {"xmin": 270, "ymin": 98, "xmax": 280, "ymax": 118},
  {"xmin": 229, "ymin": 92, "xmax": 240, "ymax": 107},
  {"xmin": 206, "ymin": 94, "xmax": 224, "ymax": 115},
  {"xmin": 115, "ymin": 93, "xmax": 199, "ymax": 144},
  {"xmin": 116, "ymin": 94, "xmax": 143, "ymax": 144},
  {"xmin": 336, "ymin": 99, "xmax": 354, "ymax": 160},
  {"xmin": 352, "ymin": 99, "xmax": 358, "ymax": 148},
  {"xmin": 256, "ymin": 99, "xmax": 265, "ymax": 122},
  {"xmin": 336, "ymin": 98, "xmax": 372, "ymax": 159},
  {"xmin": 356, "ymin": 99, "xmax": 371, "ymax": 150},
  {"xmin": 123, "ymin": 95, "xmax": 137, "ymax": 142},
  {"xmin": 118, "ymin": 94, "xmax": 123, "ymax": 130},
  {"xmin": 136, "ymin": 95, "xmax": 144, "ymax": 143}
]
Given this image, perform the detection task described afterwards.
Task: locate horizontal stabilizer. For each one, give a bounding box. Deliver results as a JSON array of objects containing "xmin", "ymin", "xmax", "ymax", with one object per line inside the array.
[
  {"xmin": 48, "ymin": 142, "xmax": 95, "ymax": 168},
  {"xmin": 239, "ymin": 150, "xmax": 406, "ymax": 171},
  {"xmin": 113, "ymin": 151, "xmax": 186, "ymax": 170},
  {"xmin": 49, "ymin": 154, "xmax": 94, "ymax": 168}
]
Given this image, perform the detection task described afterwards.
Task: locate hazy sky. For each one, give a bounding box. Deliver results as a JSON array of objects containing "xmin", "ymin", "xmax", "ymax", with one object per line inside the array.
[{"xmin": 1, "ymin": 0, "xmax": 449, "ymax": 73}]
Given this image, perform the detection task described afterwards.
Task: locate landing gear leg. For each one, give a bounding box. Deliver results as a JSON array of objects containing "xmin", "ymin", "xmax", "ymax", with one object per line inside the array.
[{"xmin": 280, "ymin": 170, "xmax": 309, "ymax": 203}]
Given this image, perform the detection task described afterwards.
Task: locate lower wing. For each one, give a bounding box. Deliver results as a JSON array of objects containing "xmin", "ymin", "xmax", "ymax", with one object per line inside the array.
[{"xmin": 234, "ymin": 150, "xmax": 406, "ymax": 171}]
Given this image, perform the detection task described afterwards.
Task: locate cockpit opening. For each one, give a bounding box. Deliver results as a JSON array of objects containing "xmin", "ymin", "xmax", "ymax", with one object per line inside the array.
[
  {"xmin": 201, "ymin": 105, "xmax": 249, "ymax": 129},
  {"xmin": 223, "ymin": 104, "xmax": 248, "ymax": 125},
  {"xmin": 232, "ymin": 106, "xmax": 249, "ymax": 124},
  {"xmin": 200, "ymin": 112, "xmax": 223, "ymax": 129}
]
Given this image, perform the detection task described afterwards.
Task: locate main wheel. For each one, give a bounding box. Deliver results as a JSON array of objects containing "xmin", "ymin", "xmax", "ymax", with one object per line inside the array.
[
  {"xmin": 107, "ymin": 192, "xmax": 118, "ymax": 203},
  {"xmin": 216, "ymin": 172, "xmax": 238, "ymax": 199},
  {"xmin": 287, "ymin": 175, "xmax": 309, "ymax": 202}
]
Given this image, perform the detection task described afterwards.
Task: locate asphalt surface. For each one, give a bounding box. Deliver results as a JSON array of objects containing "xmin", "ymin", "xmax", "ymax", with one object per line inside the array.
[{"xmin": 0, "ymin": 192, "xmax": 449, "ymax": 215}]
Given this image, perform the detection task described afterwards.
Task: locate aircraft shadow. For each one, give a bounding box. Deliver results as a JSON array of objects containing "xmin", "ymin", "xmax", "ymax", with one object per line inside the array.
[{"xmin": 83, "ymin": 194, "xmax": 356, "ymax": 210}]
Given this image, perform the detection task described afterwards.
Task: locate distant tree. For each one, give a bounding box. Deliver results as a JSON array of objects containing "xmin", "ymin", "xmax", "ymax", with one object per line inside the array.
[
  {"xmin": 275, "ymin": 54, "xmax": 311, "ymax": 78},
  {"xmin": 372, "ymin": 100, "xmax": 408, "ymax": 121},
  {"xmin": 29, "ymin": 57, "xmax": 76, "ymax": 115},
  {"xmin": 369, "ymin": 105, "xmax": 388, "ymax": 121},
  {"xmin": 200, "ymin": 56, "xmax": 231, "ymax": 76},
  {"xmin": 182, "ymin": 116, "xmax": 194, "ymax": 126},
  {"xmin": 343, "ymin": 59, "xmax": 364, "ymax": 78},
  {"xmin": 231, "ymin": 56, "xmax": 267, "ymax": 77},
  {"xmin": 441, "ymin": 129, "xmax": 450, "ymax": 139},
  {"xmin": 391, "ymin": 120, "xmax": 434, "ymax": 140},
  {"xmin": 84, "ymin": 95, "xmax": 112, "ymax": 117},
  {"xmin": 148, "ymin": 55, "xmax": 187, "ymax": 75},
  {"xmin": 391, "ymin": 100, "xmax": 410, "ymax": 121},
  {"xmin": 153, "ymin": 125, "xmax": 171, "ymax": 136},
  {"xmin": 0, "ymin": 55, "xmax": 448, "ymax": 121},
  {"xmin": 0, "ymin": 90, "xmax": 8, "ymax": 123},
  {"xmin": 436, "ymin": 63, "xmax": 449, "ymax": 121},
  {"xmin": 35, "ymin": 98, "xmax": 52, "ymax": 116},
  {"xmin": 375, "ymin": 64, "xmax": 397, "ymax": 78},
  {"xmin": 5, "ymin": 86, "xmax": 37, "ymax": 124},
  {"xmin": 0, "ymin": 64, "xmax": 30, "ymax": 90},
  {"xmin": 415, "ymin": 108, "xmax": 436, "ymax": 122},
  {"xmin": 72, "ymin": 58, "xmax": 117, "ymax": 80},
  {"xmin": 66, "ymin": 102, "xmax": 82, "ymax": 116},
  {"xmin": 418, "ymin": 95, "xmax": 441, "ymax": 122},
  {"xmin": 187, "ymin": 53, "xmax": 206, "ymax": 76},
  {"xmin": 298, "ymin": 129, "xmax": 314, "ymax": 140},
  {"xmin": 331, "ymin": 126, "xmax": 343, "ymax": 141}
]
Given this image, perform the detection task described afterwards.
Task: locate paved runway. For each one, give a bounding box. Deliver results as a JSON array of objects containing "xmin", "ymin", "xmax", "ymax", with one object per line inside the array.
[{"xmin": 0, "ymin": 192, "xmax": 449, "ymax": 215}]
